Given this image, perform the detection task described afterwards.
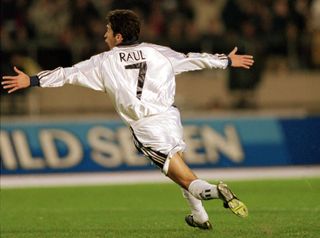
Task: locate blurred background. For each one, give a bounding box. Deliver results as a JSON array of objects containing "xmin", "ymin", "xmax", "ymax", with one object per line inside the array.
[
  {"xmin": 1, "ymin": 0, "xmax": 320, "ymax": 115},
  {"xmin": 1, "ymin": 3, "xmax": 319, "ymax": 237},
  {"xmin": 1, "ymin": 0, "xmax": 320, "ymax": 179}
]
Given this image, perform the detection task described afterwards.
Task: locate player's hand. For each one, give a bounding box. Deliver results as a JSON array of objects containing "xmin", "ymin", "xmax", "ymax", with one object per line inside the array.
[
  {"xmin": 2, "ymin": 66, "xmax": 30, "ymax": 93},
  {"xmin": 228, "ymin": 47, "xmax": 254, "ymax": 69}
]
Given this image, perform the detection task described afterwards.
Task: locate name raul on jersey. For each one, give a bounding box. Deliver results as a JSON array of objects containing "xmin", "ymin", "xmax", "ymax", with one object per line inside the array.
[{"xmin": 119, "ymin": 50, "xmax": 146, "ymax": 62}]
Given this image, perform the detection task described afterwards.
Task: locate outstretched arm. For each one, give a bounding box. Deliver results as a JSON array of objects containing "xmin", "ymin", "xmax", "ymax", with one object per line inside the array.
[
  {"xmin": 228, "ymin": 47, "xmax": 254, "ymax": 69},
  {"xmin": 156, "ymin": 44, "xmax": 254, "ymax": 75},
  {"xmin": 2, "ymin": 53, "xmax": 106, "ymax": 94},
  {"xmin": 2, "ymin": 66, "xmax": 32, "ymax": 93}
]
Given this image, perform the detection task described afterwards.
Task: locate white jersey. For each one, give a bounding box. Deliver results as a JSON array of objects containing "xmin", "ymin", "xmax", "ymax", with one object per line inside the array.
[
  {"xmin": 37, "ymin": 42, "xmax": 229, "ymax": 126},
  {"xmin": 37, "ymin": 43, "xmax": 229, "ymax": 164}
]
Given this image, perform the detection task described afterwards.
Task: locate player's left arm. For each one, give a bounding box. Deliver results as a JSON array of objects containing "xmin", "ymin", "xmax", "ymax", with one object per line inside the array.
[
  {"xmin": 2, "ymin": 66, "xmax": 31, "ymax": 93},
  {"xmin": 2, "ymin": 53, "xmax": 105, "ymax": 94}
]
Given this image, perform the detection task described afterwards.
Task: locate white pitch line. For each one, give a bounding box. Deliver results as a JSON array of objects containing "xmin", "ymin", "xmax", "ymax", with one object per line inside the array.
[{"xmin": 1, "ymin": 166, "xmax": 319, "ymax": 188}]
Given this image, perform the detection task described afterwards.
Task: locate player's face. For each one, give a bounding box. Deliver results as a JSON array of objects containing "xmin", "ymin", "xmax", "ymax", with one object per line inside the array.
[{"xmin": 104, "ymin": 24, "xmax": 122, "ymax": 49}]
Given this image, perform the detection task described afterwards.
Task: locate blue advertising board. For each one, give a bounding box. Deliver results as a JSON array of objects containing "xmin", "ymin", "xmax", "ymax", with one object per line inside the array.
[{"xmin": 1, "ymin": 116, "xmax": 319, "ymax": 174}]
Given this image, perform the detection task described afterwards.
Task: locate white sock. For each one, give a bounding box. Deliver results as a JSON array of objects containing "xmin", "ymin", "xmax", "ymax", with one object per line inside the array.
[
  {"xmin": 188, "ymin": 179, "xmax": 219, "ymax": 200},
  {"xmin": 182, "ymin": 188, "xmax": 209, "ymax": 223}
]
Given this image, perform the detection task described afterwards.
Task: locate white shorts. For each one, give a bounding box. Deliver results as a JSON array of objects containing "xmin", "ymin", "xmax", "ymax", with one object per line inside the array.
[{"xmin": 130, "ymin": 106, "xmax": 186, "ymax": 171}]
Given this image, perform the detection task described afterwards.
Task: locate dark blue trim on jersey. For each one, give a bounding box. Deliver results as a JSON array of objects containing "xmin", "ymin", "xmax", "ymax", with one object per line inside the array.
[
  {"xmin": 227, "ymin": 57, "xmax": 232, "ymax": 67},
  {"xmin": 30, "ymin": 75, "xmax": 40, "ymax": 87}
]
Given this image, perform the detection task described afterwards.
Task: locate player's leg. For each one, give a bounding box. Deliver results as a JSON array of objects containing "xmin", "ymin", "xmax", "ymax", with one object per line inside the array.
[
  {"xmin": 166, "ymin": 152, "xmax": 248, "ymax": 218},
  {"xmin": 181, "ymin": 188, "xmax": 212, "ymax": 230},
  {"xmin": 166, "ymin": 152, "xmax": 219, "ymax": 198},
  {"xmin": 161, "ymin": 152, "xmax": 211, "ymax": 229}
]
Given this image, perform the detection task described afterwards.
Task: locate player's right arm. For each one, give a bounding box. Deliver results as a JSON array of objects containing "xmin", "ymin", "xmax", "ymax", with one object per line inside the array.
[
  {"xmin": 2, "ymin": 53, "xmax": 106, "ymax": 94},
  {"xmin": 153, "ymin": 44, "xmax": 254, "ymax": 75}
]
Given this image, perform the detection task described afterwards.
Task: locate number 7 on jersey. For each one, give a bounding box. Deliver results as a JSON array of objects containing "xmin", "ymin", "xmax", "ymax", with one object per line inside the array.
[{"xmin": 125, "ymin": 62, "xmax": 147, "ymax": 100}]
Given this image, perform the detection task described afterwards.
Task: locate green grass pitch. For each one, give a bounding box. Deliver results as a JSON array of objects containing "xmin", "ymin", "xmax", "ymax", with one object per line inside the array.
[{"xmin": 1, "ymin": 177, "xmax": 319, "ymax": 238}]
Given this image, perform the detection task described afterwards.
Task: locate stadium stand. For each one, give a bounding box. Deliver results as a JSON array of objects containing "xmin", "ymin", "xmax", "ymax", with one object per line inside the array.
[{"xmin": 1, "ymin": 0, "xmax": 319, "ymax": 115}]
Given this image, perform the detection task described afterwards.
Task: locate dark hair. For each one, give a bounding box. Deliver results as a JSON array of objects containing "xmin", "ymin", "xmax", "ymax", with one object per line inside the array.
[{"xmin": 106, "ymin": 9, "xmax": 141, "ymax": 44}]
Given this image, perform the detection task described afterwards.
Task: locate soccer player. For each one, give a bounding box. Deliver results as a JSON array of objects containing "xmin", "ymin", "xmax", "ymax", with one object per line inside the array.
[{"xmin": 2, "ymin": 10, "xmax": 254, "ymax": 230}]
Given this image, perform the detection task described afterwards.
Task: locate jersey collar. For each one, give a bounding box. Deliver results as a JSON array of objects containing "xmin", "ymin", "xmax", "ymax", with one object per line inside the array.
[{"xmin": 117, "ymin": 40, "xmax": 140, "ymax": 47}]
